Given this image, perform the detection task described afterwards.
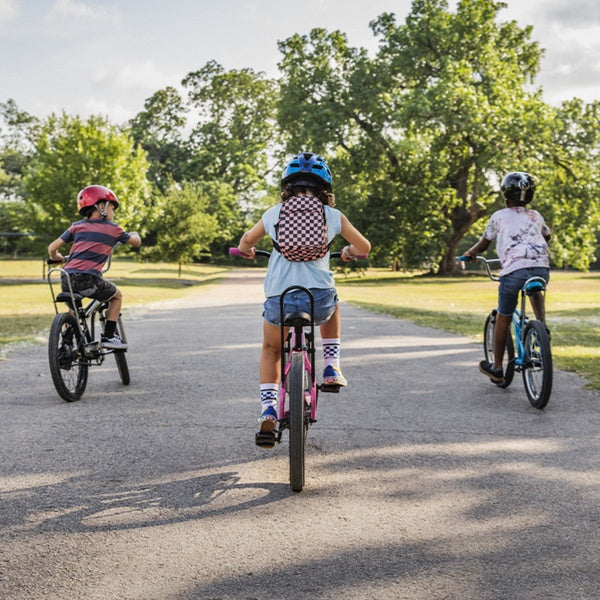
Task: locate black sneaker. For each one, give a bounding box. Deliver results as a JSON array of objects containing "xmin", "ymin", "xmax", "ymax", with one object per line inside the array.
[{"xmin": 479, "ymin": 360, "xmax": 504, "ymax": 384}]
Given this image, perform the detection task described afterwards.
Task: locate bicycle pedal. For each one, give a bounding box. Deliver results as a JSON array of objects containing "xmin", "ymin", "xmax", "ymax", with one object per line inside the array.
[
  {"xmin": 319, "ymin": 383, "xmax": 341, "ymax": 393},
  {"xmin": 255, "ymin": 431, "xmax": 276, "ymax": 448}
]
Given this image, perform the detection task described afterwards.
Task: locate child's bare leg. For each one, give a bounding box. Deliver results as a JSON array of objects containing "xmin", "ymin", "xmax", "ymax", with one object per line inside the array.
[
  {"xmin": 493, "ymin": 313, "xmax": 512, "ymax": 370},
  {"xmin": 106, "ymin": 289, "xmax": 123, "ymax": 322},
  {"xmin": 260, "ymin": 321, "xmax": 282, "ymax": 384},
  {"xmin": 319, "ymin": 304, "xmax": 340, "ymax": 338},
  {"xmin": 530, "ymin": 292, "xmax": 545, "ymax": 324}
]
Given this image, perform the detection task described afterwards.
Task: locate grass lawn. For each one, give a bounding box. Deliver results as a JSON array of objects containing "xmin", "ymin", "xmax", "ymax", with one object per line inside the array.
[
  {"xmin": 336, "ymin": 268, "xmax": 600, "ymax": 391},
  {"xmin": 0, "ymin": 257, "xmax": 229, "ymax": 356},
  {"xmin": 2, "ymin": 257, "xmax": 599, "ymax": 391}
]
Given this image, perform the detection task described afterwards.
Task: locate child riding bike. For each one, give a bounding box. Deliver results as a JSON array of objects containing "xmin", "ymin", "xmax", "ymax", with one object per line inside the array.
[
  {"xmin": 463, "ymin": 171, "xmax": 551, "ymax": 384},
  {"xmin": 47, "ymin": 185, "xmax": 141, "ymax": 349},
  {"xmin": 236, "ymin": 152, "xmax": 370, "ymax": 446}
]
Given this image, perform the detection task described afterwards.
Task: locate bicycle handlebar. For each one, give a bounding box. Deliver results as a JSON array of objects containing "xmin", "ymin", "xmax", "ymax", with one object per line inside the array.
[
  {"xmin": 457, "ymin": 255, "xmax": 501, "ymax": 281},
  {"xmin": 228, "ymin": 247, "xmax": 367, "ymax": 260}
]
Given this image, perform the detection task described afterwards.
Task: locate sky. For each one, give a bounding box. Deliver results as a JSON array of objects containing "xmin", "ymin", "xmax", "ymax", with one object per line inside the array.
[{"xmin": 1, "ymin": 0, "xmax": 600, "ymax": 124}]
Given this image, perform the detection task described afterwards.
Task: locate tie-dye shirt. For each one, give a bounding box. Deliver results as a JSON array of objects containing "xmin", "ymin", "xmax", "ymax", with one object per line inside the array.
[
  {"xmin": 483, "ymin": 207, "xmax": 550, "ymax": 276},
  {"xmin": 60, "ymin": 218, "xmax": 131, "ymax": 277}
]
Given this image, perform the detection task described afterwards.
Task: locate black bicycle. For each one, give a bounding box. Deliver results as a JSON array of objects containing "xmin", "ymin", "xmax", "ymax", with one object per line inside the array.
[{"xmin": 47, "ymin": 250, "xmax": 129, "ymax": 402}]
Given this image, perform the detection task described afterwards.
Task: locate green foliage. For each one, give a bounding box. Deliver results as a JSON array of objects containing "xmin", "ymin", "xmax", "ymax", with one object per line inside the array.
[
  {"xmin": 22, "ymin": 113, "xmax": 151, "ymax": 245},
  {"xmin": 182, "ymin": 61, "xmax": 278, "ymax": 200},
  {"xmin": 128, "ymin": 86, "xmax": 189, "ymax": 193},
  {"xmin": 143, "ymin": 182, "xmax": 220, "ymax": 270}
]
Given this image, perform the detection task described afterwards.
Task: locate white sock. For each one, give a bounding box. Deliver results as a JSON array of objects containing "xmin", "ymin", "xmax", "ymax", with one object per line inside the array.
[
  {"xmin": 260, "ymin": 383, "xmax": 278, "ymax": 409},
  {"xmin": 322, "ymin": 337, "xmax": 341, "ymax": 370}
]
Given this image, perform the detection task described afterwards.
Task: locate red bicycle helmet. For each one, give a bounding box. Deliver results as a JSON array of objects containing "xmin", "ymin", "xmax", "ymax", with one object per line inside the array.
[{"xmin": 77, "ymin": 185, "xmax": 119, "ymax": 215}]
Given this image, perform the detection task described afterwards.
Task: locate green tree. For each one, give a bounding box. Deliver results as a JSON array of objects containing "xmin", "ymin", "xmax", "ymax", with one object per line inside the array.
[
  {"xmin": 182, "ymin": 61, "xmax": 277, "ymax": 201},
  {"xmin": 23, "ymin": 113, "xmax": 151, "ymax": 245},
  {"xmin": 128, "ymin": 87, "xmax": 189, "ymax": 193},
  {"xmin": 0, "ymin": 99, "xmax": 39, "ymax": 203},
  {"xmin": 277, "ymin": 0, "xmax": 560, "ymax": 273},
  {"xmin": 145, "ymin": 182, "xmax": 220, "ymax": 276}
]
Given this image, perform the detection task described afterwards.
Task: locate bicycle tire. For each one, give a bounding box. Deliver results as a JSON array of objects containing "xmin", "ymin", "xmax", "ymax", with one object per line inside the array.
[
  {"xmin": 522, "ymin": 320, "xmax": 552, "ymax": 409},
  {"xmin": 288, "ymin": 352, "xmax": 306, "ymax": 492},
  {"xmin": 483, "ymin": 310, "xmax": 515, "ymax": 388},
  {"xmin": 48, "ymin": 312, "xmax": 88, "ymax": 402},
  {"xmin": 114, "ymin": 317, "xmax": 130, "ymax": 385}
]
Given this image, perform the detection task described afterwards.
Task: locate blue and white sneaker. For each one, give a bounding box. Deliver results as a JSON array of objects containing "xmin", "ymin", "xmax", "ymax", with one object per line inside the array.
[
  {"xmin": 258, "ymin": 405, "xmax": 277, "ymax": 432},
  {"xmin": 322, "ymin": 365, "xmax": 347, "ymax": 387}
]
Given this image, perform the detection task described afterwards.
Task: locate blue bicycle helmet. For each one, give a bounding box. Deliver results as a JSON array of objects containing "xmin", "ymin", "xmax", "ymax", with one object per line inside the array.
[
  {"xmin": 501, "ymin": 172, "xmax": 536, "ymax": 205},
  {"xmin": 281, "ymin": 152, "xmax": 333, "ymax": 191}
]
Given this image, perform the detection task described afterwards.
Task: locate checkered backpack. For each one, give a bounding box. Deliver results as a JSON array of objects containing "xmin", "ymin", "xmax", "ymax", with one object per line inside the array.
[{"xmin": 273, "ymin": 195, "xmax": 330, "ymax": 262}]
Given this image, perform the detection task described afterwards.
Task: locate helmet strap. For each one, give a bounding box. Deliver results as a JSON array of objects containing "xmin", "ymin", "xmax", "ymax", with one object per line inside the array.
[{"xmin": 95, "ymin": 202, "xmax": 108, "ymax": 219}]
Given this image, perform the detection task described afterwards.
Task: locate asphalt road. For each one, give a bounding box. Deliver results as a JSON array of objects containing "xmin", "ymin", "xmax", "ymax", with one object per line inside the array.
[{"xmin": 1, "ymin": 270, "xmax": 600, "ymax": 600}]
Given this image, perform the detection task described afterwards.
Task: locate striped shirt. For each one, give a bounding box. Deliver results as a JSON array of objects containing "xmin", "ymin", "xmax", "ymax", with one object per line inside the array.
[{"xmin": 60, "ymin": 218, "xmax": 131, "ymax": 277}]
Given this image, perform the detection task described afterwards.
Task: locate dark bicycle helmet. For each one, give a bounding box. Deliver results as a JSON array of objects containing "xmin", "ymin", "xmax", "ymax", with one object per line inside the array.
[
  {"xmin": 77, "ymin": 185, "xmax": 119, "ymax": 216},
  {"xmin": 281, "ymin": 152, "xmax": 333, "ymax": 191},
  {"xmin": 501, "ymin": 172, "xmax": 536, "ymax": 205}
]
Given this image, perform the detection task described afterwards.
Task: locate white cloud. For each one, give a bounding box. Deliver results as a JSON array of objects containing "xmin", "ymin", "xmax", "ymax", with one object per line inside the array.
[
  {"xmin": 92, "ymin": 60, "xmax": 171, "ymax": 92},
  {"xmin": 0, "ymin": 0, "xmax": 17, "ymax": 24},
  {"xmin": 85, "ymin": 97, "xmax": 135, "ymax": 123},
  {"xmin": 44, "ymin": 0, "xmax": 119, "ymax": 25}
]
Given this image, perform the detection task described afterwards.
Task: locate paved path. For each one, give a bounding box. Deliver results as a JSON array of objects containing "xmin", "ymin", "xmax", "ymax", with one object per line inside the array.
[{"xmin": 1, "ymin": 270, "xmax": 600, "ymax": 599}]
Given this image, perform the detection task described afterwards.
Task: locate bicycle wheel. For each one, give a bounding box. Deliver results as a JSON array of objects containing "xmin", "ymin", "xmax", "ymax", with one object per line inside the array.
[
  {"xmin": 48, "ymin": 312, "xmax": 88, "ymax": 402},
  {"xmin": 483, "ymin": 310, "xmax": 515, "ymax": 388},
  {"xmin": 288, "ymin": 352, "xmax": 307, "ymax": 492},
  {"xmin": 114, "ymin": 317, "xmax": 130, "ymax": 385},
  {"xmin": 522, "ymin": 320, "xmax": 552, "ymax": 409}
]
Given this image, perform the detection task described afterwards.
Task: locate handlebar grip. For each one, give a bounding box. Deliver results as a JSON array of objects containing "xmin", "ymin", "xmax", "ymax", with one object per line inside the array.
[
  {"xmin": 457, "ymin": 255, "xmax": 473, "ymax": 262},
  {"xmin": 228, "ymin": 247, "xmax": 250, "ymax": 258}
]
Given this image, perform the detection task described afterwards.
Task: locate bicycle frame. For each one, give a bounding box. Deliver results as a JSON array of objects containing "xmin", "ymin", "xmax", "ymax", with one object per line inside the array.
[
  {"xmin": 278, "ymin": 285, "xmax": 318, "ymax": 436},
  {"xmin": 475, "ymin": 257, "xmax": 547, "ymax": 365},
  {"xmin": 47, "ymin": 249, "xmax": 121, "ymax": 361}
]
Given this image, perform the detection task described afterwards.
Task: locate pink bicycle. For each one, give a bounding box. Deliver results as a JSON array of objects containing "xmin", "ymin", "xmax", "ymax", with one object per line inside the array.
[{"xmin": 230, "ymin": 247, "xmax": 363, "ymax": 492}]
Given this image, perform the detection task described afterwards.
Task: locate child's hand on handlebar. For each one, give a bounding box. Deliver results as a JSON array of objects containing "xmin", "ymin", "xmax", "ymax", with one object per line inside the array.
[
  {"xmin": 341, "ymin": 245, "xmax": 357, "ymax": 262},
  {"xmin": 238, "ymin": 246, "xmax": 256, "ymax": 259}
]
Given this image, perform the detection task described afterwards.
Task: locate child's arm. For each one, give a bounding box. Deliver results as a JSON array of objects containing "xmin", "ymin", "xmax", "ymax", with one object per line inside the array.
[
  {"xmin": 48, "ymin": 237, "xmax": 67, "ymax": 262},
  {"xmin": 237, "ymin": 220, "xmax": 266, "ymax": 259},
  {"xmin": 127, "ymin": 231, "xmax": 142, "ymax": 248},
  {"xmin": 463, "ymin": 236, "xmax": 491, "ymax": 260},
  {"xmin": 340, "ymin": 214, "xmax": 371, "ymax": 261}
]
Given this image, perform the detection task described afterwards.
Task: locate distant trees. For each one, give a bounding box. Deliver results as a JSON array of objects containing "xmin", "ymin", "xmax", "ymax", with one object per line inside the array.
[{"xmin": 1, "ymin": 0, "xmax": 598, "ymax": 271}]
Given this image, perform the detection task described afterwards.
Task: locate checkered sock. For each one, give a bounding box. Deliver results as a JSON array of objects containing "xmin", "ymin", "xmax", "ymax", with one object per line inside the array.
[
  {"xmin": 322, "ymin": 338, "xmax": 341, "ymax": 370},
  {"xmin": 260, "ymin": 383, "xmax": 278, "ymax": 410}
]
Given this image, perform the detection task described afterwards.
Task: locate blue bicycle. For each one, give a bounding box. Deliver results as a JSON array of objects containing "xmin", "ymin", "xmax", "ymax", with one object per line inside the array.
[{"xmin": 460, "ymin": 255, "xmax": 552, "ymax": 409}]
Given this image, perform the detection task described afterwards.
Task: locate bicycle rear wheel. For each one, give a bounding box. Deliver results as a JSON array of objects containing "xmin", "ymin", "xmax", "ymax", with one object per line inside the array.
[
  {"xmin": 114, "ymin": 317, "xmax": 130, "ymax": 385},
  {"xmin": 522, "ymin": 320, "xmax": 552, "ymax": 409},
  {"xmin": 483, "ymin": 310, "xmax": 515, "ymax": 388},
  {"xmin": 48, "ymin": 312, "xmax": 88, "ymax": 402},
  {"xmin": 288, "ymin": 352, "xmax": 307, "ymax": 492}
]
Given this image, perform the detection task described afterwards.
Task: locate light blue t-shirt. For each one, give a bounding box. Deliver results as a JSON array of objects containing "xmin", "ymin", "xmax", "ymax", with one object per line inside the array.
[{"xmin": 261, "ymin": 202, "xmax": 343, "ymax": 297}]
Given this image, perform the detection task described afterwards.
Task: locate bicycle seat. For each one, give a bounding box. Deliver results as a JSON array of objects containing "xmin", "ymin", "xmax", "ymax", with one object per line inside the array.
[
  {"xmin": 525, "ymin": 280, "xmax": 545, "ymax": 296},
  {"xmin": 56, "ymin": 291, "xmax": 83, "ymax": 303},
  {"xmin": 283, "ymin": 311, "xmax": 312, "ymax": 327}
]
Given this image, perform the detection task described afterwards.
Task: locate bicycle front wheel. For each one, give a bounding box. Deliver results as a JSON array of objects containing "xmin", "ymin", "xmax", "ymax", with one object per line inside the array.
[
  {"xmin": 48, "ymin": 312, "xmax": 88, "ymax": 402},
  {"xmin": 114, "ymin": 317, "xmax": 130, "ymax": 385},
  {"xmin": 483, "ymin": 310, "xmax": 515, "ymax": 388},
  {"xmin": 522, "ymin": 320, "xmax": 552, "ymax": 409},
  {"xmin": 288, "ymin": 352, "xmax": 307, "ymax": 492}
]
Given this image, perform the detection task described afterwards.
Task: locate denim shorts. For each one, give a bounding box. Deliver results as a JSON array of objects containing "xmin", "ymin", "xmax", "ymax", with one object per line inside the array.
[
  {"xmin": 263, "ymin": 288, "xmax": 338, "ymax": 326},
  {"xmin": 61, "ymin": 273, "xmax": 117, "ymax": 302},
  {"xmin": 498, "ymin": 267, "xmax": 550, "ymax": 315}
]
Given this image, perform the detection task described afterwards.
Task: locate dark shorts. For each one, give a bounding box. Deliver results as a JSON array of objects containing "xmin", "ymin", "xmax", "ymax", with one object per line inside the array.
[
  {"xmin": 263, "ymin": 288, "xmax": 338, "ymax": 326},
  {"xmin": 498, "ymin": 267, "xmax": 550, "ymax": 316},
  {"xmin": 61, "ymin": 272, "xmax": 117, "ymax": 302}
]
